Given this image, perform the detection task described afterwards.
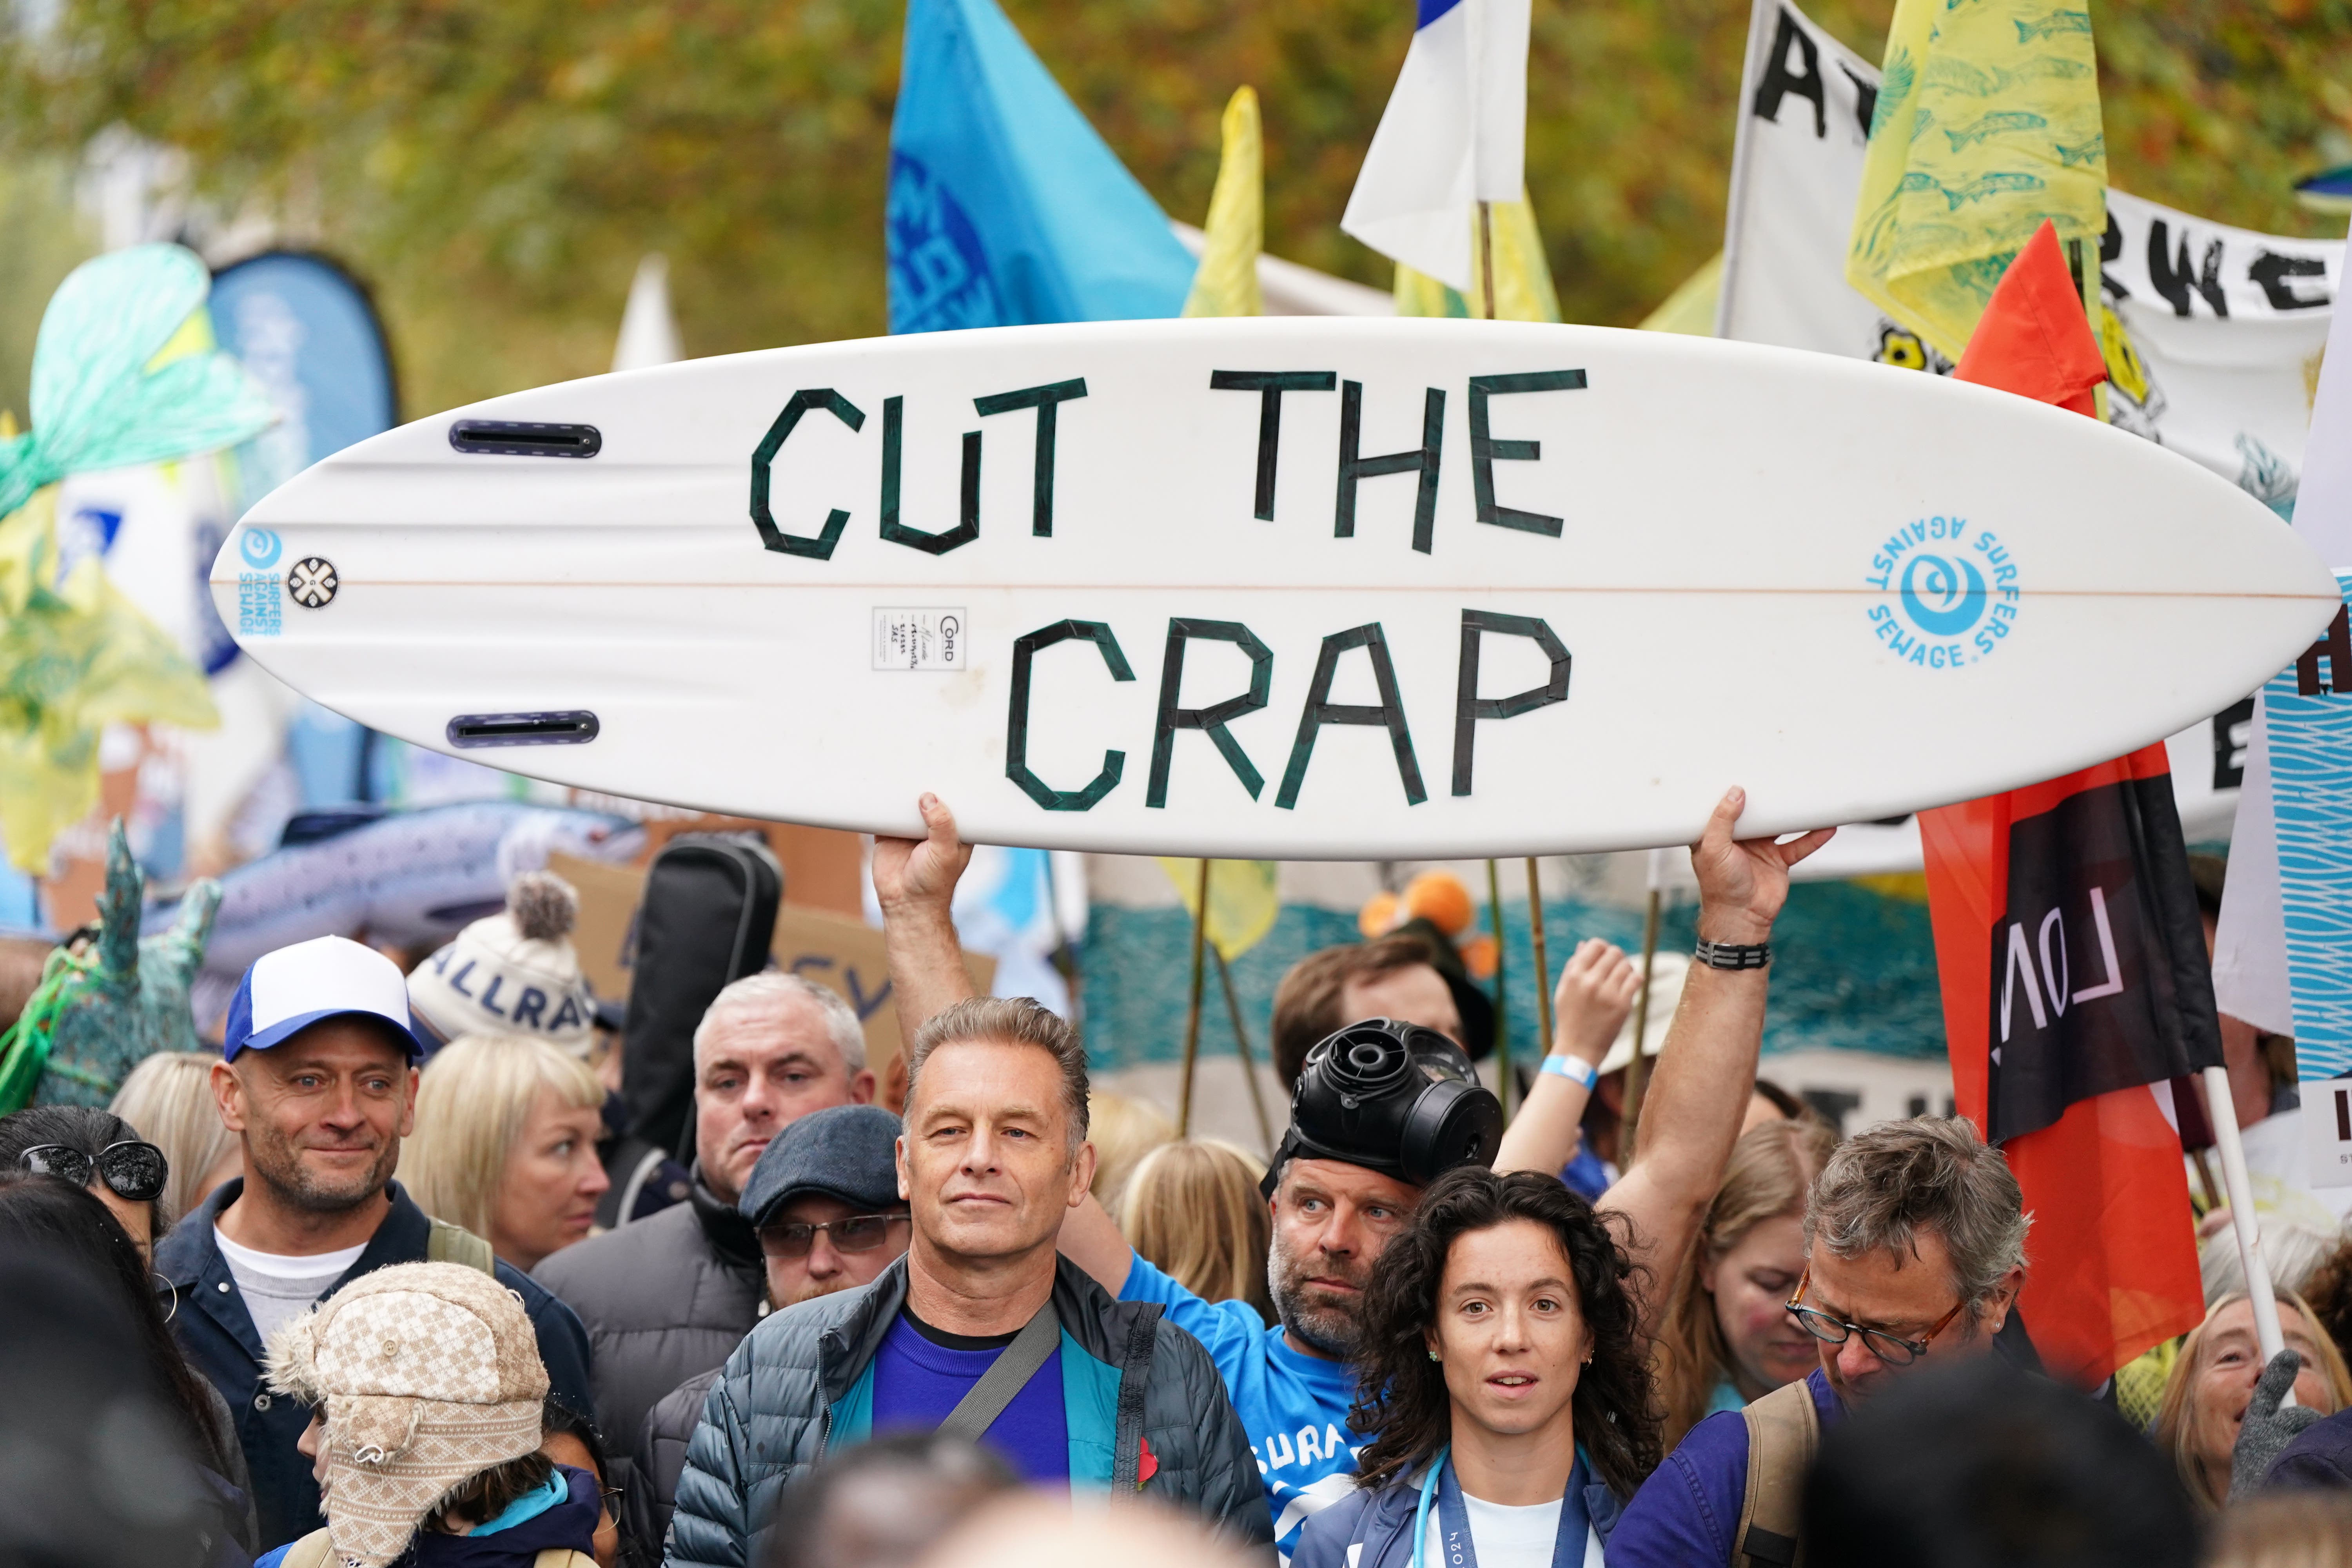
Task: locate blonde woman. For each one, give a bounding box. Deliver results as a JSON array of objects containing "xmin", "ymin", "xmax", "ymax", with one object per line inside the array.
[
  {"xmin": 111, "ymin": 1049, "xmax": 241, "ymax": 1223},
  {"xmin": 402, "ymin": 1034, "xmax": 611, "ymax": 1271},
  {"xmin": 2156, "ymin": 1290, "xmax": 2352, "ymax": 1510},
  {"xmin": 1650, "ymin": 1115, "xmax": 1838, "ymax": 1448},
  {"xmin": 1087, "ymin": 1091, "xmax": 1174, "ymax": 1214},
  {"xmin": 1121, "ymin": 1138, "xmax": 1272, "ymax": 1324}
]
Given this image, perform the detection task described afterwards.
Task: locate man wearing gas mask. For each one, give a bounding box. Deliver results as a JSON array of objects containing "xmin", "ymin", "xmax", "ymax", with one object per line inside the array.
[{"xmin": 872, "ymin": 788, "xmax": 1831, "ymax": 1564}]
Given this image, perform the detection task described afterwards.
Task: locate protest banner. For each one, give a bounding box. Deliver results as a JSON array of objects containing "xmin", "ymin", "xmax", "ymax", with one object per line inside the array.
[{"xmin": 219, "ymin": 316, "xmax": 2331, "ymax": 862}]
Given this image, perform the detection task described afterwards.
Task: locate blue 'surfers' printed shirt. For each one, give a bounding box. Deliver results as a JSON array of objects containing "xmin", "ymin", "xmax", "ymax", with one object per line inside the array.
[{"xmin": 1120, "ymin": 1256, "xmax": 1363, "ymax": 1564}]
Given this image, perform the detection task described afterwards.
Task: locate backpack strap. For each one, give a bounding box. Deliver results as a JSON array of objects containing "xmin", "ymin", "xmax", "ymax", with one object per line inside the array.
[
  {"xmin": 281, "ymin": 1528, "xmax": 335, "ymax": 1568},
  {"xmin": 1735, "ymin": 1379, "xmax": 1820, "ymax": 1568},
  {"xmin": 426, "ymin": 1219, "xmax": 496, "ymax": 1276}
]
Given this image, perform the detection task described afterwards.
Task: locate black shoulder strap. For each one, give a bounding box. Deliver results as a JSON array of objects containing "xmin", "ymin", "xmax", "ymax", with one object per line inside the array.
[{"xmin": 937, "ymin": 1301, "xmax": 1060, "ymax": 1442}]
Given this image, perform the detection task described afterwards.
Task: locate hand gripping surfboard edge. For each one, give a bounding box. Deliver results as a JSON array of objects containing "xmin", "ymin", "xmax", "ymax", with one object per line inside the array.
[{"xmin": 214, "ymin": 316, "xmax": 2338, "ymax": 860}]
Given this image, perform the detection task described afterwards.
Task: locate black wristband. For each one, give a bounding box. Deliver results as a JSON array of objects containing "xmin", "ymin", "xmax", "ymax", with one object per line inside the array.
[{"xmin": 1694, "ymin": 939, "xmax": 1771, "ymax": 971}]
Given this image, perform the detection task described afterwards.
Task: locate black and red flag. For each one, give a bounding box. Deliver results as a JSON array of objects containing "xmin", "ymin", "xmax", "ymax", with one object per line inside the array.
[{"xmin": 1919, "ymin": 223, "xmax": 2219, "ymax": 1386}]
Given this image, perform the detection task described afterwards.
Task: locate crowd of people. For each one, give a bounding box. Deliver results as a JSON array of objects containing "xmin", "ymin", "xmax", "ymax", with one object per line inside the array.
[{"xmin": 8, "ymin": 788, "xmax": 2352, "ymax": 1568}]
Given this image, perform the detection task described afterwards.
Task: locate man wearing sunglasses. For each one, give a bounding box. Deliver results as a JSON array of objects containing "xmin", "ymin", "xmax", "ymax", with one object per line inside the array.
[
  {"xmin": 1609, "ymin": 1117, "xmax": 2031, "ymax": 1567},
  {"xmin": 623, "ymin": 1104, "xmax": 912, "ymax": 1564}
]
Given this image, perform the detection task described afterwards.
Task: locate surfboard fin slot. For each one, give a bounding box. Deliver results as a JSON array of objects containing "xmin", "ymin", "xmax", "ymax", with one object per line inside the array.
[
  {"xmin": 446, "ymin": 711, "xmax": 601, "ymax": 748},
  {"xmin": 448, "ymin": 421, "xmax": 603, "ymax": 458}
]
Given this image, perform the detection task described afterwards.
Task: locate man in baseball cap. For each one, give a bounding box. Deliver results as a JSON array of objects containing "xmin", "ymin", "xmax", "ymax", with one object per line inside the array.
[{"xmin": 155, "ymin": 935, "xmax": 594, "ymax": 1552}]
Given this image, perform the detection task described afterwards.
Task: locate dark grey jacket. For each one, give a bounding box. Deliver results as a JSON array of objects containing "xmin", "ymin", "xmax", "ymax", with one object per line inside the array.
[
  {"xmin": 663, "ymin": 1254, "xmax": 1273, "ymax": 1568},
  {"xmin": 627, "ymin": 1368, "xmax": 719, "ymax": 1568},
  {"xmin": 533, "ymin": 1174, "xmax": 764, "ymax": 1494}
]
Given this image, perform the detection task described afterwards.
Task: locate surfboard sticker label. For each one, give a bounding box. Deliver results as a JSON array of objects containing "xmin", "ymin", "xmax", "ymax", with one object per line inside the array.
[
  {"xmin": 874, "ymin": 608, "xmax": 968, "ymax": 671},
  {"xmin": 1862, "ymin": 514, "xmax": 2021, "ymax": 670},
  {"xmin": 235, "ymin": 526, "xmax": 286, "ymax": 637},
  {"xmin": 218, "ymin": 318, "xmax": 2340, "ymax": 860}
]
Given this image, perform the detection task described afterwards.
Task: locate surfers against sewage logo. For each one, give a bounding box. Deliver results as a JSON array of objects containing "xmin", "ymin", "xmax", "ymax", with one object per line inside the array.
[{"xmin": 1865, "ymin": 515, "xmax": 2020, "ymax": 670}]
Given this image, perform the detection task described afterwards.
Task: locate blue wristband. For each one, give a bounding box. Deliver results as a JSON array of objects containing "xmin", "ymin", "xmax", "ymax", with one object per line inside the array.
[{"xmin": 1542, "ymin": 1054, "xmax": 1599, "ymax": 1090}]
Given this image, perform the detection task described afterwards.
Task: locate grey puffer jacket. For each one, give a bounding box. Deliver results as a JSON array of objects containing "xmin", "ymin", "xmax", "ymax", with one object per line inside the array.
[
  {"xmin": 532, "ymin": 1172, "xmax": 764, "ymax": 1496},
  {"xmin": 663, "ymin": 1254, "xmax": 1273, "ymax": 1568}
]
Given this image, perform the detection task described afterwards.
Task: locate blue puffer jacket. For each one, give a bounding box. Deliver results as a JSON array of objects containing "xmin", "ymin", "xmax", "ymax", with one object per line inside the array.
[{"xmin": 663, "ymin": 1255, "xmax": 1273, "ymax": 1568}]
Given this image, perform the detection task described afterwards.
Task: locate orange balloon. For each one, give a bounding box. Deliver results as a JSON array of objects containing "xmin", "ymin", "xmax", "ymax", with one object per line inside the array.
[
  {"xmin": 1402, "ymin": 870, "xmax": 1475, "ymax": 936},
  {"xmin": 1358, "ymin": 889, "xmax": 1401, "ymax": 940},
  {"xmin": 1457, "ymin": 933, "xmax": 1498, "ymax": 981}
]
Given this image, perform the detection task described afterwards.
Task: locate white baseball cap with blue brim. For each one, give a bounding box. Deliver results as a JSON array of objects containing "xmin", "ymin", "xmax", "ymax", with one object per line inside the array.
[{"xmin": 223, "ymin": 935, "xmax": 432, "ymax": 1061}]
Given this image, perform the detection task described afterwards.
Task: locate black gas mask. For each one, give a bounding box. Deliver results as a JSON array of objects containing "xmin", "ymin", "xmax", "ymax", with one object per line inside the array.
[{"xmin": 1263, "ymin": 1018, "xmax": 1503, "ymax": 1196}]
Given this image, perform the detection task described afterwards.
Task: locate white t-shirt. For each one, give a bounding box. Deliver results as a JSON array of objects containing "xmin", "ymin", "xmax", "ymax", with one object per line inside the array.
[
  {"xmin": 214, "ymin": 1228, "xmax": 367, "ymax": 1343},
  {"xmin": 1421, "ymin": 1495, "xmax": 1604, "ymax": 1568}
]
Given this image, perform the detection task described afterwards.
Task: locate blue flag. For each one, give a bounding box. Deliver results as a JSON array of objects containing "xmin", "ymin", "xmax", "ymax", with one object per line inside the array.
[{"xmin": 888, "ymin": 0, "xmax": 1196, "ymax": 333}]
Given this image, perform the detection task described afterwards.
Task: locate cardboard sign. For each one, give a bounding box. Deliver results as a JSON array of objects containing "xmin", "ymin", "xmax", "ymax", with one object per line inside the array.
[
  {"xmin": 224, "ymin": 316, "xmax": 2333, "ymax": 860},
  {"xmin": 548, "ymin": 850, "xmax": 993, "ymax": 1084}
]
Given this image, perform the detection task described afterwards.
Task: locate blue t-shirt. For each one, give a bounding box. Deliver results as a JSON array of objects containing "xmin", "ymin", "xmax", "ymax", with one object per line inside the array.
[
  {"xmin": 1121, "ymin": 1255, "xmax": 1360, "ymax": 1564},
  {"xmin": 870, "ymin": 1311, "xmax": 1071, "ymax": 1484}
]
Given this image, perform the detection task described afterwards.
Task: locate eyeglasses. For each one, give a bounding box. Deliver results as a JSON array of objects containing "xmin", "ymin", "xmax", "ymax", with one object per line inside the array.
[
  {"xmin": 1784, "ymin": 1263, "xmax": 1969, "ymax": 1367},
  {"xmin": 757, "ymin": 1213, "xmax": 909, "ymax": 1259},
  {"xmin": 19, "ymin": 1141, "xmax": 169, "ymax": 1204}
]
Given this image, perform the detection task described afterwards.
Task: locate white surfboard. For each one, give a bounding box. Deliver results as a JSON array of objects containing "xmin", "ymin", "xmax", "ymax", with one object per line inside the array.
[{"xmin": 216, "ymin": 317, "xmax": 2337, "ymax": 860}]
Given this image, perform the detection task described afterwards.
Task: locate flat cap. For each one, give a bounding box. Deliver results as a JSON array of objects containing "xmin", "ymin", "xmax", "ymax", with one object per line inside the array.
[{"xmin": 738, "ymin": 1103, "xmax": 904, "ymax": 1227}]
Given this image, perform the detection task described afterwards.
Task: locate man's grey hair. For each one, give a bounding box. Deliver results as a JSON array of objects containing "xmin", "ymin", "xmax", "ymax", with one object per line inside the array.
[
  {"xmin": 693, "ymin": 971, "xmax": 866, "ymax": 1074},
  {"xmin": 1806, "ymin": 1116, "xmax": 2030, "ymax": 1309},
  {"xmin": 906, "ymin": 997, "xmax": 1089, "ymax": 1151}
]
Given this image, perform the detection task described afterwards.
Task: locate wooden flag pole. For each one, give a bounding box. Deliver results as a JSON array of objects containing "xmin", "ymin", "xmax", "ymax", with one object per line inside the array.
[
  {"xmin": 1212, "ymin": 946, "xmax": 1275, "ymax": 1158},
  {"xmin": 1178, "ymin": 857, "xmax": 1211, "ymax": 1137},
  {"xmin": 1526, "ymin": 857, "xmax": 1553, "ymax": 1065},
  {"xmin": 1621, "ymin": 848, "xmax": 1667, "ymax": 1160},
  {"xmin": 1485, "ymin": 858, "xmax": 1510, "ymax": 1119},
  {"xmin": 1478, "ymin": 200, "xmax": 1498, "ymax": 322},
  {"xmin": 2203, "ymin": 1063, "xmax": 2293, "ymax": 1399}
]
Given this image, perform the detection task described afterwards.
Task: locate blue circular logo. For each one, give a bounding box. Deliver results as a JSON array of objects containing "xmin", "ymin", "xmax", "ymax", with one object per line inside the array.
[
  {"xmin": 886, "ymin": 154, "xmax": 1004, "ymax": 335},
  {"xmin": 1898, "ymin": 553, "xmax": 1987, "ymax": 636},
  {"xmin": 239, "ymin": 528, "xmax": 283, "ymax": 569}
]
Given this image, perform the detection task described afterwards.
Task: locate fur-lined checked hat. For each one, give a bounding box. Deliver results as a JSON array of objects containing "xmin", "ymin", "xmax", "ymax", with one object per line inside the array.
[{"xmin": 266, "ymin": 1262, "xmax": 549, "ymax": 1568}]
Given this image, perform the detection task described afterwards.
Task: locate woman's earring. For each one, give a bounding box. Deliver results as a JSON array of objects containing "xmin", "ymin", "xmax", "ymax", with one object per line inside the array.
[{"xmin": 1428, "ymin": 1350, "xmax": 1440, "ymax": 1362}]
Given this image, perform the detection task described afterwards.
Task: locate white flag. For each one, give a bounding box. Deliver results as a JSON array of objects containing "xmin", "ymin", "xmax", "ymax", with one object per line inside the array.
[{"xmin": 1341, "ymin": 0, "xmax": 1532, "ymax": 292}]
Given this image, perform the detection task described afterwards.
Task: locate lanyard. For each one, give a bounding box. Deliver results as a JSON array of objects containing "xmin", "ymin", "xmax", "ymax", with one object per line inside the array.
[{"xmin": 1410, "ymin": 1446, "xmax": 1594, "ymax": 1568}]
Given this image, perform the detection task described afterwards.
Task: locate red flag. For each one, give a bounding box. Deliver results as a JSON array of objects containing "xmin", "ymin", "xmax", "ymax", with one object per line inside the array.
[{"xmin": 1919, "ymin": 223, "xmax": 2212, "ymax": 1386}]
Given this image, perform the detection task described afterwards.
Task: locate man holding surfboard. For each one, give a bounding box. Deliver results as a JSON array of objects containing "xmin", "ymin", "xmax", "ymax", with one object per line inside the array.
[{"xmin": 873, "ymin": 788, "xmax": 1830, "ymax": 1563}]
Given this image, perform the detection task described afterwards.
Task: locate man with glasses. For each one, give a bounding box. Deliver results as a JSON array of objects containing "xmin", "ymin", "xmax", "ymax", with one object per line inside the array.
[
  {"xmin": 1610, "ymin": 1117, "xmax": 2031, "ymax": 1566},
  {"xmin": 624, "ymin": 1104, "xmax": 912, "ymax": 1564}
]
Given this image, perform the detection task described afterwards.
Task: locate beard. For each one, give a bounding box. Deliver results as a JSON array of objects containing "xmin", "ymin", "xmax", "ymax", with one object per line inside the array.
[
  {"xmin": 1268, "ymin": 1227, "xmax": 1373, "ymax": 1358},
  {"xmin": 782, "ymin": 1274, "xmax": 857, "ymax": 1309},
  {"xmin": 245, "ymin": 1121, "xmax": 398, "ymax": 1214}
]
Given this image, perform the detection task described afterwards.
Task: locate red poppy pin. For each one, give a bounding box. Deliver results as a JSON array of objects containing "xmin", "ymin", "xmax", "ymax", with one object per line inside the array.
[{"xmin": 1137, "ymin": 1436, "xmax": 1160, "ymax": 1487}]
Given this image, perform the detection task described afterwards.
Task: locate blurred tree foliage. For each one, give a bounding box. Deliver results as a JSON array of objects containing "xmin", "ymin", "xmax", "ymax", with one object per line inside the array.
[{"xmin": 3, "ymin": 0, "xmax": 2346, "ymax": 417}]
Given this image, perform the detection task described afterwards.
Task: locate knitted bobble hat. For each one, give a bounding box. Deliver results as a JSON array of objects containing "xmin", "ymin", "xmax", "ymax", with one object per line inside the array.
[
  {"xmin": 265, "ymin": 1262, "xmax": 550, "ymax": 1568},
  {"xmin": 407, "ymin": 870, "xmax": 597, "ymax": 1057}
]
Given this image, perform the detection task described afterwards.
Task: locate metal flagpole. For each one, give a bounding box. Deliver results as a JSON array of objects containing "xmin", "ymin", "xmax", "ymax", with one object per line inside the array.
[{"xmin": 1178, "ymin": 858, "xmax": 1211, "ymax": 1137}]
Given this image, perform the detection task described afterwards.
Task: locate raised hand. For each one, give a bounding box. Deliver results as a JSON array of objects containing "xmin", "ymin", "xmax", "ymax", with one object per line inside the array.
[
  {"xmin": 1553, "ymin": 938, "xmax": 1641, "ymax": 1064},
  {"xmin": 871, "ymin": 792, "xmax": 972, "ymax": 918},
  {"xmin": 1689, "ymin": 786, "xmax": 1835, "ymax": 944}
]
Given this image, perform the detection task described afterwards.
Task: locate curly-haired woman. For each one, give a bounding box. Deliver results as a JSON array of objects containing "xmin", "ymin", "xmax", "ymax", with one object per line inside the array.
[{"xmin": 1292, "ymin": 1167, "xmax": 1662, "ymax": 1568}]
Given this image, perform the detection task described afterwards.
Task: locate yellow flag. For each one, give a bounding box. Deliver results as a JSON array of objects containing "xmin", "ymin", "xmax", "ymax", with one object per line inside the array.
[
  {"xmin": 1638, "ymin": 253, "xmax": 1724, "ymax": 336},
  {"xmin": 1846, "ymin": 0, "xmax": 2105, "ymax": 361},
  {"xmin": 1394, "ymin": 197, "xmax": 1561, "ymax": 322},
  {"xmin": 1156, "ymin": 858, "xmax": 1281, "ymax": 964},
  {"xmin": 1182, "ymin": 87, "xmax": 1265, "ymax": 319},
  {"xmin": 0, "ymin": 486, "xmax": 218, "ymax": 871}
]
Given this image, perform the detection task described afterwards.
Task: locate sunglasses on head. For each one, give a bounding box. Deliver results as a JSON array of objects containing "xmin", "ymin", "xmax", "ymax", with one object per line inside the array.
[{"xmin": 19, "ymin": 1140, "xmax": 169, "ymax": 1204}]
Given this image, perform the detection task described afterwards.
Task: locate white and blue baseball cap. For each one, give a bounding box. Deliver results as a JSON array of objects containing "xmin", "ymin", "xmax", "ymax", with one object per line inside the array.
[{"xmin": 223, "ymin": 935, "xmax": 430, "ymax": 1061}]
